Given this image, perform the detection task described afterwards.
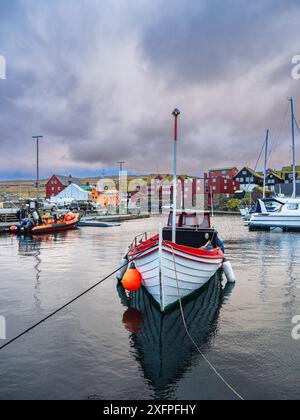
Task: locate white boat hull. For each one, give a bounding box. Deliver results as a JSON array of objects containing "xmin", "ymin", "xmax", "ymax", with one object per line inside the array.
[
  {"xmin": 249, "ymin": 214, "xmax": 300, "ymax": 229},
  {"xmin": 129, "ymin": 244, "xmax": 223, "ymax": 311}
]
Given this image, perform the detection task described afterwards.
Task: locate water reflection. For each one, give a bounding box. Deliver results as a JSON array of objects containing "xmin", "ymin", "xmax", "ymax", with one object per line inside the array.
[{"xmin": 117, "ymin": 274, "xmax": 227, "ymax": 399}]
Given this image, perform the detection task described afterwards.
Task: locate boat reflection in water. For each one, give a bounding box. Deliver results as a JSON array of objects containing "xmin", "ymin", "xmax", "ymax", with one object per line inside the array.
[{"xmin": 117, "ymin": 273, "xmax": 234, "ymax": 399}]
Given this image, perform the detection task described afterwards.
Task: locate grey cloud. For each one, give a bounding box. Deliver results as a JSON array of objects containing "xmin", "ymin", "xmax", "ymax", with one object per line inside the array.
[{"xmin": 0, "ymin": 0, "xmax": 300, "ymax": 179}]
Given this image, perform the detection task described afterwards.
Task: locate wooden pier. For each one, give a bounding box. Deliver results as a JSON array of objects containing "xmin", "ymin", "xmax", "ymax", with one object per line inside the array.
[{"xmin": 0, "ymin": 209, "xmax": 19, "ymax": 232}]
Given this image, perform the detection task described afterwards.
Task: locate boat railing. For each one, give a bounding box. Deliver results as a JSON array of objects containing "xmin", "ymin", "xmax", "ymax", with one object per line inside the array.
[{"xmin": 129, "ymin": 232, "xmax": 148, "ymax": 249}]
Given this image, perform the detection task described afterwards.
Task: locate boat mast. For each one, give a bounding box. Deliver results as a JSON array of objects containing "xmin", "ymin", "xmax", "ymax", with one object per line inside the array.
[
  {"xmin": 263, "ymin": 129, "xmax": 269, "ymax": 199},
  {"xmin": 172, "ymin": 109, "xmax": 180, "ymax": 243},
  {"xmin": 289, "ymin": 97, "xmax": 297, "ymax": 198}
]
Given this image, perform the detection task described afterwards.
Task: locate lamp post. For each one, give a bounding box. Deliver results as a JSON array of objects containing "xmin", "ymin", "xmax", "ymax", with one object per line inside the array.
[
  {"xmin": 32, "ymin": 136, "xmax": 43, "ymax": 202},
  {"xmin": 172, "ymin": 108, "xmax": 180, "ymax": 243},
  {"xmin": 117, "ymin": 161, "xmax": 125, "ymax": 213}
]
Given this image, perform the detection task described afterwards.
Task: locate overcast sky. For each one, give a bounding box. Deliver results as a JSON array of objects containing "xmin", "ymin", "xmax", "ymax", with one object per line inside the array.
[{"xmin": 0, "ymin": 0, "xmax": 300, "ymax": 179}]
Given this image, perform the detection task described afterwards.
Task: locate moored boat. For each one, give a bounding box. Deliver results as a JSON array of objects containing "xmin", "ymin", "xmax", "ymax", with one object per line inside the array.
[
  {"xmin": 249, "ymin": 197, "xmax": 300, "ymax": 231},
  {"xmin": 124, "ymin": 212, "xmax": 226, "ymax": 312},
  {"xmin": 11, "ymin": 212, "xmax": 79, "ymax": 235},
  {"xmin": 119, "ymin": 109, "xmax": 234, "ymax": 311}
]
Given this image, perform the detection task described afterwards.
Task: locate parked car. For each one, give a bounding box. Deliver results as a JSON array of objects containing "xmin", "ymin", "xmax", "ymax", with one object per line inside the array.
[{"xmin": 69, "ymin": 200, "xmax": 97, "ymax": 212}]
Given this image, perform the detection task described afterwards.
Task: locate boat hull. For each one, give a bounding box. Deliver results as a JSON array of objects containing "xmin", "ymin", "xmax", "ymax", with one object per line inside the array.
[
  {"xmin": 31, "ymin": 220, "xmax": 79, "ymax": 235},
  {"xmin": 128, "ymin": 242, "xmax": 223, "ymax": 311},
  {"xmin": 249, "ymin": 214, "xmax": 300, "ymax": 231}
]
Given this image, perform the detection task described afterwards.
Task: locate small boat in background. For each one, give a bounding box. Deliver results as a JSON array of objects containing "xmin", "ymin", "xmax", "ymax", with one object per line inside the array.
[
  {"xmin": 249, "ymin": 197, "xmax": 300, "ymax": 231},
  {"xmin": 10, "ymin": 212, "xmax": 79, "ymax": 235},
  {"xmin": 78, "ymin": 218, "xmax": 120, "ymax": 228}
]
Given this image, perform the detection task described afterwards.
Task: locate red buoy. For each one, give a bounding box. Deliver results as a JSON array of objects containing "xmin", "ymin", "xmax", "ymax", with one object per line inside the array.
[
  {"xmin": 10, "ymin": 226, "xmax": 17, "ymax": 233},
  {"xmin": 122, "ymin": 263, "xmax": 142, "ymax": 292}
]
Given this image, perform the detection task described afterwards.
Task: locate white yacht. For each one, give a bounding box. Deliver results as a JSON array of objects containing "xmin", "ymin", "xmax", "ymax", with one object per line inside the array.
[
  {"xmin": 249, "ymin": 197, "xmax": 300, "ymax": 231},
  {"xmin": 249, "ymin": 97, "xmax": 299, "ymax": 231}
]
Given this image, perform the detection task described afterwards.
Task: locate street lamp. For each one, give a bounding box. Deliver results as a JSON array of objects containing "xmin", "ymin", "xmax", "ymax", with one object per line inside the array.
[{"xmin": 32, "ymin": 136, "xmax": 43, "ymax": 202}]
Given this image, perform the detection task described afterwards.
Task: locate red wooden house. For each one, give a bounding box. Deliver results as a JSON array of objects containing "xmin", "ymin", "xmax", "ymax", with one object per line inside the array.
[
  {"xmin": 46, "ymin": 175, "xmax": 82, "ymax": 199},
  {"xmin": 205, "ymin": 167, "xmax": 240, "ymax": 195}
]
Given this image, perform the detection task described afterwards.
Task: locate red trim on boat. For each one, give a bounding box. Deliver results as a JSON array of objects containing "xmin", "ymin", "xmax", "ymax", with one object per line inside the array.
[{"xmin": 128, "ymin": 234, "xmax": 224, "ymax": 261}]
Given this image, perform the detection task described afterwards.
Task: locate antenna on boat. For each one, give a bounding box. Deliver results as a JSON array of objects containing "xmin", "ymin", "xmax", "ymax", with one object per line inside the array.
[
  {"xmin": 172, "ymin": 108, "xmax": 180, "ymax": 243},
  {"xmin": 263, "ymin": 129, "xmax": 269, "ymax": 199},
  {"xmin": 288, "ymin": 97, "xmax": 297, "ymax": 198}
]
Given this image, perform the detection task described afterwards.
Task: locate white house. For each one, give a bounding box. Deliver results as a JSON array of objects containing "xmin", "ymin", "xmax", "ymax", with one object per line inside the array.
[{"xmin": 50, "ymin": 183, "xmax": 89, "ymax": 205}]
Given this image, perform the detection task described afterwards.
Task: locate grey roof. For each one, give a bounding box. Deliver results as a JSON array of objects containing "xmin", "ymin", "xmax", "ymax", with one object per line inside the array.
[{"xmin": 54, "ymin": 175, "xmax": 82, "ymax": 186}]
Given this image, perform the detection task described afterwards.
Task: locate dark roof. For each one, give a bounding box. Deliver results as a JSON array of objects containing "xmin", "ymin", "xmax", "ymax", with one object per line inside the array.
[
  {"xmin": 53, "ymin": 175, "xmax": 82, "ymax": 186},
  {"xmin": 235, "ymin": 167, "xmax": 263, "ymax": 180},
  {"xmin": 266, "ymin": 170, "xmax": 284, "ymax": 181}
]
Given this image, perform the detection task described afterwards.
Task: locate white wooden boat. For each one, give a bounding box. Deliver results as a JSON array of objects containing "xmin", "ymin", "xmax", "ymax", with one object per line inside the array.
[
  {"xmin": 126, "ymin": 212, "xmax": 224, "ymax": 311},
  {"xmin": 121, "ymin": 110, "xmax": 233, "ymax": 311}
]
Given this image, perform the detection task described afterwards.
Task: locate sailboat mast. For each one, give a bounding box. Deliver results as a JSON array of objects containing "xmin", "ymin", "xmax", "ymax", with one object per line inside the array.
[
  {"xmin": 172, "ymin": 109, "xmax": 180, "ymax": 243},
  {"xmin": 290, "ymin": 98, "xmax": 297, "ymax": 198},
  {"xmin": 263, "ymin": 129, "xmax": 269, "ymax": 199}
]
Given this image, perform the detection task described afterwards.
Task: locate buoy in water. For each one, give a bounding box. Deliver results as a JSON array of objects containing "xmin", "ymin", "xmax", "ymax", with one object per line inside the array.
[
  {"xmin": 9, "ymin": 226, "xmax": 18, "ymax": 233},
  {"xmin": 223, "ymin": 259, "xmax": 236, "ymax": 283},
  {"xmin": 122, "ymin": 263, "xmax": 142, "ymax": 292}
]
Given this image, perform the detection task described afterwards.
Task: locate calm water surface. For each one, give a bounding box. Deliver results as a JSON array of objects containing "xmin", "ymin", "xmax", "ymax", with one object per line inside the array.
[{"xmin": 0, "ymin": 215, "xmax": 300, "ymax": 400}]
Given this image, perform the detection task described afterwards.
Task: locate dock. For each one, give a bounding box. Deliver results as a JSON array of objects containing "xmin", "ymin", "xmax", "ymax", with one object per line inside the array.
[{"xmin": 0, "ymin": 209, "xmax": 19, "ymax": 232}]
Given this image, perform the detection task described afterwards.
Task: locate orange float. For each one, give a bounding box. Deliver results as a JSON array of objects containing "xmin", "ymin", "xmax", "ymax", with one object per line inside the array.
[{"xmin": 122, "ymin": 263, "xmax": 142, "ymax": 292}]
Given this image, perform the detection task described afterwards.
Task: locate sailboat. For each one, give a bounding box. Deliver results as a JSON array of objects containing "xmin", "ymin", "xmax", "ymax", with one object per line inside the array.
[
  {"xmin": 249, "ymin": 98, "xmax": 300, "ymax": 231},
  {"xmin": 119, "ymin": 109, "xmax": 235, "ymax": 312}
]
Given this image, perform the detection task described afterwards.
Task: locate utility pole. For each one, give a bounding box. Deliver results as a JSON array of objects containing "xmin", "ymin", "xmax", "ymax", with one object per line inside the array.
[
  {"xmin": 117, "ymin": 161, "xmax": 125, "ymax": 213},
  {"xmin": 32, "ymin": 136, "xmax": 43, "ymax": 202}
]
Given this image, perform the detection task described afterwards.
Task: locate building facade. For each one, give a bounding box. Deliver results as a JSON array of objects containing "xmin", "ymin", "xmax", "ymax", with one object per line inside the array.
[
  {"xmin": 46, "ymin": 175, "xmax": 82, "ymax": 199},
  {"xmin": 205, "ymin": 167, "xmax": 240, "ymax": 195},
  {"xmin": 234, "ymin": 167, "xmax": 263, "ymax": 191}
]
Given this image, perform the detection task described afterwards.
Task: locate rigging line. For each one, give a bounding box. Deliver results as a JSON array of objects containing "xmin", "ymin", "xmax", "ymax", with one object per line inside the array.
[
  {"xmin": 269, "ymin": 103, "xmax": 290, "ymax": 163},
  {"xmin": 294, "ymin": 116, "xmax": 300, "ymax": 135},
  {"xmin": 0, "ymin": 252, "xmax": 141, "ymax": 352},
  {"xmin": 167, "ymin": 242, "xmax": 244, "ymax": 401}
]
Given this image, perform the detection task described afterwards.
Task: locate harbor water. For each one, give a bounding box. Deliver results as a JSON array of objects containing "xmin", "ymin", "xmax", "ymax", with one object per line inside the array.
[{"xmin": 0, "ymin": 215, "xmax": 300, "ymax": 400}]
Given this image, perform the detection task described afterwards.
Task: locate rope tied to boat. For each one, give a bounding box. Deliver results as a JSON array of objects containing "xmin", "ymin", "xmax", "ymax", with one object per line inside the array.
[
  {"xmin": 0, "ymin": 252, "xmax": 143, "ymax": 352},
  {"xmin": 167, "ymin": 242, "xmax": 245, "ymax": 401}
]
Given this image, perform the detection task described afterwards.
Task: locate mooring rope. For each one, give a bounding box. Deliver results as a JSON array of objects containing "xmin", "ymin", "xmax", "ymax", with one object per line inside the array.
[
  {"xmin": 0, "ymin": 256, "xmax": 136, "ymax": 351},
  {"xmin": 168, "ymin": 242, "xmax": 245, "ymax": 401}
]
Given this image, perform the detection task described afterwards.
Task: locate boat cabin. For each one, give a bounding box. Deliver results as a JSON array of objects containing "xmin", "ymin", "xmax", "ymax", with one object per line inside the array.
[
  {"xmin": 163, "ymin": 212, "xmax": 218, "ymax": 248},
  {"xmin": 167, "ymin": 212, "xmax": 211, "ymax": 229}
]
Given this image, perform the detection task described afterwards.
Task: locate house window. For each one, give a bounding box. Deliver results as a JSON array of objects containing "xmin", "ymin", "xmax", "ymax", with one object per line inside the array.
[
  {"xmin": 213, "ymin": 186, "xmax": 216, "ymax": 191},
  {"xmin": 246, "ymin": 177, "xmax": 250, "ymax": 182},
  {"xmin": 242, "ymin": 171, "xmax": 247, "ymax": 175},
  {"xmin": 224, "ymin": 186, "xmax": 227, "ymax": 190},
  {"xmin": 224, "ymin": 179, "xmax": 227, "ymax": 184},
  {"xmin": 213, "ymin": 179, "xmax": 216, "ymax": 183}
]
